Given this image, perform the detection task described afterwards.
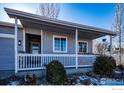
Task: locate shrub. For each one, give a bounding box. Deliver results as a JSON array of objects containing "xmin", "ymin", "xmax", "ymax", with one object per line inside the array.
[
  {"xmin": 109, "ymin": 56, "xmax": 116, "ymax": 69},
  {"xmin": 117, "ymin": 64, "xmax": 124, "ymax": 71},
  {"xmin": 24, "ymin": 74, "xmax": 37, "ymax": 85},
  {"xmin": 93, "ymin": 55, "xmax": 116, "ymax": 77},
  {"xmin": 46, "ymin": 60, "xmax": 67, "ymax": 85}
]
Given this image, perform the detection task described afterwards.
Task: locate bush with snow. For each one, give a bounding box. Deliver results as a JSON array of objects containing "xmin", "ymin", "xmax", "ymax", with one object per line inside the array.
[{"xmin": 93, "ymin": 55, "xmax": 116, "ymax": 77}]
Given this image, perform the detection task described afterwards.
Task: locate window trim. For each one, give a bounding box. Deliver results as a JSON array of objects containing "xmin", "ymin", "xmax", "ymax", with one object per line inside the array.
[
  {"xmin": 53, "ymin": 35, "xmax": 68, "ymax": 53},
  {"xmin": 78, "ymin": 40, "xmax": 88, "ymax": 53}
]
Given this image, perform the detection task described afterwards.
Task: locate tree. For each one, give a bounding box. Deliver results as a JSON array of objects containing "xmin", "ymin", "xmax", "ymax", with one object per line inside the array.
[
  {"xmin": 37, "ymin": 3, "xmax": 60, "ymax": 19},
  {"xmin": 113, "ymin": 3, "xmax": 124, "ymax": 64},
  {"xmin": 95, "ymin": 42, "xmax": 109, "ymax": 55}
]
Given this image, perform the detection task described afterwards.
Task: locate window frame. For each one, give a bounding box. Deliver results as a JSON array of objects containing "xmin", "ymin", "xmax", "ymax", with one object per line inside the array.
[
  {"xmin": 78, "ymin": 40, "xmax": 88, "ymax": 53},
  {"xmin": 53, "ymin": 35, "xmax": 68, "ymax": 53}
]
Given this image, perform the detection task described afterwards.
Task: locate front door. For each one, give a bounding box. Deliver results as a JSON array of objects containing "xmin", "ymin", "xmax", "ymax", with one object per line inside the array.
[{"xmin": 31, "ymin": 41, "xmax": 40, "ymax": 54}]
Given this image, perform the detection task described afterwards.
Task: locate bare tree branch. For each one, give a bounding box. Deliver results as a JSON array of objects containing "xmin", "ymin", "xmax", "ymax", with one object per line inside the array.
[
  {"xmin": 37, "ymin": 3, "xmax": 60, "ymax": 19},
  {"xmin": 113, "ymin": 3, "xmax": 124, "ymax": 64},
  {"xmin": 95, "ymin": 42, "xmax": 109, "ymax": 55}
]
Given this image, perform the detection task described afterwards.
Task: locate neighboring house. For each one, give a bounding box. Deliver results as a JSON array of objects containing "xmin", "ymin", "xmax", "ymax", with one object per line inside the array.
[{"xmin": 0, "ymin": 8, "xmax": 116, "ymax": 73}]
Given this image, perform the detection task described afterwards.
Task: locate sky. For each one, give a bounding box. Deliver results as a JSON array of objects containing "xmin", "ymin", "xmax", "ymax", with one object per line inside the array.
[{"xmin": 0, "ymin": 3, "xmax": 116, "ymax": 30}]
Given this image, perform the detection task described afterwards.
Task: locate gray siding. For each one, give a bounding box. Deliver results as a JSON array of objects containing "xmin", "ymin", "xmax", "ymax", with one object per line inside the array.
[
  {"xmin": 0, "ymin": 26, "xmax": 14, "ymax": 34},
  {"xmin": 0, "ymin": 38, "xmax": 14, "ymax": 70},
  {"xmin": 43, "ymin": 30, "xmax": 93, "ymax": 54},
  {"xmin": 0, "ymin": 26, "xmax": 23, "ymax": 70},
  {"xmin": 0, "ymin": 26, "xmax": 23, "ymax": 52},
  {"xmin": 43, "ymin": 30, "xmax": 76, "ymax": 54},
  {"xmin": 24, "ymin": 27, "xmax": 93, "ymax": 54},
  {"xmin": 0, "ymin": 26, "xmax": 93, "ymax": 70},
  {"xmin": 78, "ymin": 37, "xmax": 93, "ymax": 53},
  {"xmin": 17, "ymin": 29, "xmax": 23, "ymax": 52}
]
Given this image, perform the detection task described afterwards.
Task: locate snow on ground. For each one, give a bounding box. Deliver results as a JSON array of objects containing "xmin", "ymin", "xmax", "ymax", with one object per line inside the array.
[{"xmin": 74, "ymin": 75, "xmax": 124, "ymax": 85}]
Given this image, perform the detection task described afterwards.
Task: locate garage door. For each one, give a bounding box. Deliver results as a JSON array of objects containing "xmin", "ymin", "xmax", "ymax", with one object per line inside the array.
[{"xmin": 0, "ymin": 38, "xmax": 14, "ymax": 70}]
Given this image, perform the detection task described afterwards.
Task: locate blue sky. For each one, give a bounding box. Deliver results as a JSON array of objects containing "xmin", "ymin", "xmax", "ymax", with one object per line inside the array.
[{"xmin": 0, "ymin": 3, "xmax": 116, "ymax": 30}]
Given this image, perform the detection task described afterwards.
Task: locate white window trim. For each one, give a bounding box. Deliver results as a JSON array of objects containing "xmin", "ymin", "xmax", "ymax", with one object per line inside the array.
[
  {"xmin": 53, "ymin": 35, "xmax": 68, "ymax": 53},
  {"xmin": 78, "ymin": 40, "xmax": 88, "ymax": 53}
]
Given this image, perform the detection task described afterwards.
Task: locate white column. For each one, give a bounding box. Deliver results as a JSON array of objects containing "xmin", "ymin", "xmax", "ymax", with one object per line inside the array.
[
  {"xmin": 41, "ymin": 30, "xmax": 43, "ymax": 68},
  {"xmin": 110, "ymin": 35, "xmax": 112, "ymax": 56},
  {"xmin": 15, "ymin": 17, "xmax": 18, "ymax": 73},
  {"xmin": 41, "ymin": 29, "xmax": 43, "ymax": 54},
  {"xmin": 75, "ymin": 29, "xmax": 78, "ymax": 69},
  {"xmin": 23, "ymin": 28, "xmax": 25, "ymax": 52}
]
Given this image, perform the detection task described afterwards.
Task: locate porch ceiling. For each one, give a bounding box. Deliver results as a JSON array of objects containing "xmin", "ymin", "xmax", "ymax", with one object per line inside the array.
[
  {"xmin": 5, "ymin": 8, "xmax": 116, "ymax": 39},
  {"xmin": 21, "ymin": 19, "xmax": 106, "ymax": 39}
]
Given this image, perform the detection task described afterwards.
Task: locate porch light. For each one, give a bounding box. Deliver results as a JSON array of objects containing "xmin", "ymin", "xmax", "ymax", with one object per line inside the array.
[
  {"xmin": 102, "ymin": 38, "xmax": 106, "ymax": 42},
  {"xmin": 18, "ymin": 40, "xmax": 21, "ymax": 46}
]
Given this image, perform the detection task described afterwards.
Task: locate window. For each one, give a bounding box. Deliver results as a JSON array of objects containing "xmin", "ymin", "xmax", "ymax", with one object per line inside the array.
[
  {"xmin": 78, "ymin": 41, "xmax": 88, "ymax": 53},
  {"xmin": 53, "ymin": 35, "xmax": 67, "ymax": 52}
]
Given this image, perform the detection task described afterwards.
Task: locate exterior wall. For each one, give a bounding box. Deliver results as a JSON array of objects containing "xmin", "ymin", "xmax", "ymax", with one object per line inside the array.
[
  {"xmin": 0, "ymin": 26, "xmax": 23, "ymax": 70},
  {"xmin": 17, "ymin": 29, "xmax": 23, "ymax": 52},
  {"xmin": 0, "ymin": 25, "xmax": 94, "ymax": 70},
  {"xmin": 0, "ymin": 26, "xmax": 14, "ymax": 34},
  {"xmin": 0, "ymin": 26, "xmax": 24, "ymax": 52},
  {"xmin": 0, "ymin": 38, "xmax": 14, "ymax": 70},
  {"xmin": 0, "ymin": 26, "xmax": 15, "ymax": 70},
  {"xmin": 43, "ymin": 30, "xmax": 76, "ymax": 54},
  {"xmin": 43, "ymin": 30, "xmax": 93, "ymax": 54},
  {"xmin": 78, "ymin": 37, "xmax": 93, "ymax": 54},
  {"xmin": 24, "ymin": 27, "xmax": 93, "ymax": 54}
]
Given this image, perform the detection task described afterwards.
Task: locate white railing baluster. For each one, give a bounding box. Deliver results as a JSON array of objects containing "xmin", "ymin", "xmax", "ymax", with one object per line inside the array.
[
  {"xmin": 21, "ymin": 56, "xmax": 23, "ymax": 69},
  {"xmin": 17, "ymin": 54, "xmax": 95, "ymax": 71},
  {"xmin": 36, "ymin": 56, "xmax": 37, "ymax": 68},
  {"xmin": 40, "ymin": 55, "xmax": 43, "ymax": 67},
  {"xmin": 25, "ymin": 55, "xmax": 27, "ymax": 68}
]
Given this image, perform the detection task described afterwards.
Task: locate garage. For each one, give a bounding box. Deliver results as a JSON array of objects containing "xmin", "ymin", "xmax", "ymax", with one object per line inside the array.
[{"xmin": 0, "ymin": 37, "xmax": 15, "ymax": 70}]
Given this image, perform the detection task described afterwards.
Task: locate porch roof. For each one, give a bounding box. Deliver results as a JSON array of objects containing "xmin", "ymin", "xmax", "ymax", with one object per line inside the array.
[{"xmin": 4, "ymin": 8, "xmax": 116, "ymax": 39}]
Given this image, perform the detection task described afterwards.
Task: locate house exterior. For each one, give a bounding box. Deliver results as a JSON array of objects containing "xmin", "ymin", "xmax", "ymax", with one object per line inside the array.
[{"xmin": 0, "ymin": 8, "xmax": 116, "ymax": 74}]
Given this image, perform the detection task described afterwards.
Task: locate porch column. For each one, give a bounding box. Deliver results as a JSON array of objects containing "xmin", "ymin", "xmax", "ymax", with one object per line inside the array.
[
  {"xmin": 41, "ymin": 30, "xmax": 43, "ymax": 67},
  {"xmin": 41, "ymin": 29, "xmax": 43, "ymax": 54},
  {"xmin": 110, "ymin": 35, "xmax": 112, "ymax": 56},
  {"xmin": 75, "ymin": 29, "xmax": 78, "ymax": 69},
  {"xmin": 23, "ymin": 28, "xmax": 26, "ymax": 52},
  {"xmin": 15, "ymin": 17, "xmax": 18, "ymax": 73}
]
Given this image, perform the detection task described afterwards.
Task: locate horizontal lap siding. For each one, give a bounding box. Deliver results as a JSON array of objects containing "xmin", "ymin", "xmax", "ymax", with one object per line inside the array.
[
  {"xmin": 17, "ymin": 29, "xmax": 23, "ymax": 52},
  {"xmin": 78, "ymin": 37, "xmax": 93, "ymax": 53},
  {"xmin": 0, "ymin": 26, "xmax": 14, "ymax": 34},
  {"xmin": 24, "ymin": 27, "xmax": 93, "ymax": 54},
  {"xmin": 78, "ymin": 56, "xmax": 95, "ymax": 66},
  {"xmin": 43, "ymin": 30, "xmax": 75, "ymax": 54}
]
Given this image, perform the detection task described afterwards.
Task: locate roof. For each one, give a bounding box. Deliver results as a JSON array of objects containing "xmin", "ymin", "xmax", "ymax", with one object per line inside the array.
[
  {"xmin": 4, "ymin": 7, "xmax": 116, "ymax": 37},
  {"xmin": 0, "ymin": 21, "xmax": 22, "ymax": 29}
]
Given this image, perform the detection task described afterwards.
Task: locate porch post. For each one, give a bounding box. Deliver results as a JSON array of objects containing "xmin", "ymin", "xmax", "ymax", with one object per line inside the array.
[
  {"xmin": 110, "ymin": 35, "xmax": 112, "ymax": 56},
  {"xmin": 40, "ymin": 29, "xmax": 43, "ymax": 68},
  {"xmin": 41, "ymin": 29, "xmax": 43, "ymax": 54},
  {"xmin": 23, "ymin": 28, "xmax": 26, "ymax": 52},
  {"xmin": 75, "ymin": 29, "xmax": 78, "ymax": 69},
  {"xmin": 15, "ymin": 17, "xmax": 18, "ymax": 73}
]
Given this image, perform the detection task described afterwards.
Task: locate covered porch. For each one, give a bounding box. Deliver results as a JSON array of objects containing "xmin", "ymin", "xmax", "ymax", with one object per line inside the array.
[
  {"xmin": 5, "ymin": 8, "xmax": 116, "ymax": 73},
  {"xmin": 17, "ymin": 25, "xmax": 96, "ymax": 71}
]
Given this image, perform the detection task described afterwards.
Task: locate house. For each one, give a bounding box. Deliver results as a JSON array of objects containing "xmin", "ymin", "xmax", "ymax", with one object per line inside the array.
[{"xmin": 0, "ymin": 8, "xmax": 116, "ymax": 75}]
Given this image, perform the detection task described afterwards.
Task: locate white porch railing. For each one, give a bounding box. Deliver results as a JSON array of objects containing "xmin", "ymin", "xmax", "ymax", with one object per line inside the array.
[
  {"xmin": 17, "ymin": 54, "xmax": 76, "ymax": 70},
  {"xmin": 17, "ymin": 54, "xmax": 96, "ymax": 71}
]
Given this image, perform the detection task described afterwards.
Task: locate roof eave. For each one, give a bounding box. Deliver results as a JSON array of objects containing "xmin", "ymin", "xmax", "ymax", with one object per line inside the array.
[{"xmin": 4, "ymin": 7, "xmax": 116, "ymax": 36}]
